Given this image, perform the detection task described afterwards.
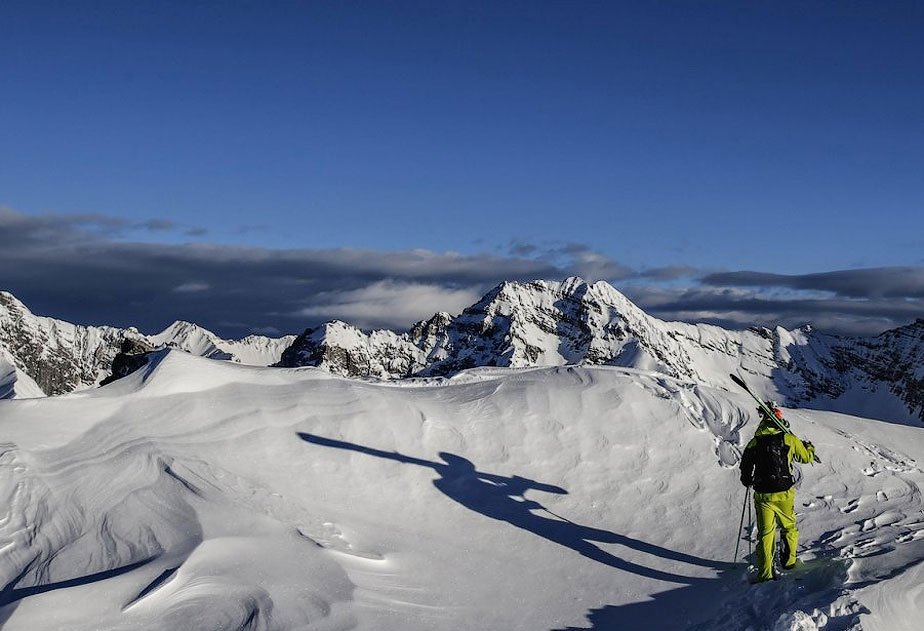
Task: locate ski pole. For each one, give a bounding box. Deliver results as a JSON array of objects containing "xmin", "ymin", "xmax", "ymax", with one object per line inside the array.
[
  {"xmin": 747, "ymin": 487, "xmax": 753, "ymax": 561},
  {"xmin": 541, "ymin": 506, "xmax": 576, "ymax": 525},
  {"xmin": 734, "ymin": 486, "xmax": 749, "ymax": 563}
]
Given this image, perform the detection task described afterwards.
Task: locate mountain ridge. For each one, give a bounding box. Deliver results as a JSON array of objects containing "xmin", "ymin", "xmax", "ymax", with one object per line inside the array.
[
  {"xmin": 2, "ymin": 282, "xmax": 922, "ymax": 425},
  {"xmin": 0, "ymin": 290, "xmax": 295, "ymax": 397},
  {"xmin": 276, "ymin": 278, "xmax": 924, "ymax": 425}
]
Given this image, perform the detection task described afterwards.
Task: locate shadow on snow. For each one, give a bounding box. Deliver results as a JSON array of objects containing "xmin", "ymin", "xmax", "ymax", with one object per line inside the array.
[
  {"xmin": 299, "ymin": 431, "xmax": 739, "ymax": 629},
  {"xmin": 0, "ymin": 557, "xmax": 154, "ymax": 624}
]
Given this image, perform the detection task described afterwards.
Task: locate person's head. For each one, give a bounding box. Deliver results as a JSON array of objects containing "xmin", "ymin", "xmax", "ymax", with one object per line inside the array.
[
  {"xmin": 759, "ymin": 401, "xmax": 789, "ymax": 429},
  {"xmin": 438, "ymin": 452, "xmax": 476, "ymax": 472},
  {"xmin": 769, "ymin": 402, "xmax": 784, "ymax": 421}
]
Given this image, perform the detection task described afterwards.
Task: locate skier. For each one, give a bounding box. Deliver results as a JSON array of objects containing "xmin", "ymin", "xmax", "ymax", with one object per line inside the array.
[{"xmin": 739, "ymin": 402, "xmax": 816, "ymax": 582}]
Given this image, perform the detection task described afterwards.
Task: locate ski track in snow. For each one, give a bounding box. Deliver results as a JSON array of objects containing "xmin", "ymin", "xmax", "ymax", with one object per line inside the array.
[{"xmin": 0, "ymin": 351, "xmax": 923, "ymax": 630}]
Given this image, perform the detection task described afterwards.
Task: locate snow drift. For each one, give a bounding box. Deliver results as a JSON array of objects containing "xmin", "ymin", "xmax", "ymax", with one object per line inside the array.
[{"xmin": 1, "ymin": 349, "xmax": 922, "ymax": 629}]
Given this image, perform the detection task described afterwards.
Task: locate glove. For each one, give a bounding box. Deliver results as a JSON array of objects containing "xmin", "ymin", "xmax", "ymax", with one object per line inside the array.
[
  {"xmin": 804, "ymin": 440, "xmax": 821, "ymax": 463},
  {"xmin": 740, "ymin": 474, "xmax": 752, "ymax": 488}
]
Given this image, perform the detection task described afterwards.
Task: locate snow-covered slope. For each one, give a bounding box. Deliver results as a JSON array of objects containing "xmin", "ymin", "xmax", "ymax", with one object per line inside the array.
[
  {"xmin": 279, "ymin": 279, "xmax": 924, "ymax": 425},
  {"xmin": 0, "ymin": 292, "xmax": 127, "ymax": 396},
  {"xmin": 0, "ymin": 348, "xmax": 43, "ymax": 399},
  {"xmin": 1, "ymin": 350, "xmax": 921, "ymax": 630},
  {"xmin": 147, "ymin": 320, "xmax": 295, "ymax": 367},
  {"xmin": 0, "ymin": 292, "xmax": 294, "ymax": 397}
]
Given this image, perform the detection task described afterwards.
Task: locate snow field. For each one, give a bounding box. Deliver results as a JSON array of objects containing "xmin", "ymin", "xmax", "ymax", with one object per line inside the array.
[{"xmin": 0, "ymin": 349, "xmax": 922, "ymax": 629}]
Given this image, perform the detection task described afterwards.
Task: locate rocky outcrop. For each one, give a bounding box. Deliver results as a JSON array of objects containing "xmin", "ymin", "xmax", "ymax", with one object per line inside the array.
[
  {"xmin": 837, "ymin": 319, "xmax": 924, "ymax": 419},
  {"xmin": 0, "ymin": 292, "xmax": 124, "ymax": 396},
  {"xmin": 277, "ymin": 321, "xmax": 425, "ymax": 379},
  {"xmin": 99, "ymin": 338, "xmax": 155, "ymax": 386},
  {"xmin": 0, "ymin": 292, "xmax": 294, "ymax": 398}
]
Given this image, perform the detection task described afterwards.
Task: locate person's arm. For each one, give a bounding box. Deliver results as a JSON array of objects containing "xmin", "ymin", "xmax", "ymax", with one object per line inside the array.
[
  {"xmin": 739, "ymin": 440, "xmax": 756, "ymax": 487},
  {"xmin": 785, "ymin": 433, "xmax": 816, "ymax": 464}
]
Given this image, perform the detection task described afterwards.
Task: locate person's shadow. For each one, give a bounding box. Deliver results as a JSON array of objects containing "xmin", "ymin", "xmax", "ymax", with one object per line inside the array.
[{"xmin": 298, "ymin": 432, "xmax": 731, "ymax": 585}]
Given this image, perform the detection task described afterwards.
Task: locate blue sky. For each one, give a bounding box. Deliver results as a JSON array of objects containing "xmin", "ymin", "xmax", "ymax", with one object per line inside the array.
[{"xmin": 1, "ymin": 1, "xmax": 922, "ymax": 336}]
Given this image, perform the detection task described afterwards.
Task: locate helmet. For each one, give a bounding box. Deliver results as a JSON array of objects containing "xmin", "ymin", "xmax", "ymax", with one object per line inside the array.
[
  {"xmin": 759, "ymin": 401, "xmax": 785, "ymax": 421},
  {"xmin": 757, "ymin": 402, "xmax": 789, "ymax": 430}
]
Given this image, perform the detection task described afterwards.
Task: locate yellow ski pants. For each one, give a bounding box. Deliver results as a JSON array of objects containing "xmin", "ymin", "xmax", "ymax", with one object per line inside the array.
[{"xmin": 754, "ymin": 488, "xmax": 798, "ymax": 581}]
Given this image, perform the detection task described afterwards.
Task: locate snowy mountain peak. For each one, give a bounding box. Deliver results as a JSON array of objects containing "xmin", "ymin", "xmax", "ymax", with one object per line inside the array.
[
  {"xmin": 3, "ymin": 283, "xmax": 923, "ymax": 424},
  {"xmin": 276, "ymin": 278, "xmax": 924, "ymax": 425},
  {"xmin": 0, "ymin": 290, "xmax": 27, "ymax": 311},
  {"xmin": 435, "ymin": 277, "xmax": 646, "ymax": 370},
  {"xmin": 0, "ymin": 293, "xmax": 294, "ymax": 398},
  {"xmin": 150, "ymin": 320, "xmax": 297, "ymax": 367},
  {"xmin": 150, "ymin": 320, "xmax": 232, "ymax": 360},
  {"xmin": 468, "ymin": 277, "xmax": 640, "ymax": 318},
  {"xmin": 1, "ymin": 291, "xmax": 125, "ymax": 396}
]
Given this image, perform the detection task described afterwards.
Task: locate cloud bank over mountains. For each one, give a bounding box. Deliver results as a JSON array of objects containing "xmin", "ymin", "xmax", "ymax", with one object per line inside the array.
[{"xmin": 1, "ymin": 207, "xmax": 920, "ymax": 337}]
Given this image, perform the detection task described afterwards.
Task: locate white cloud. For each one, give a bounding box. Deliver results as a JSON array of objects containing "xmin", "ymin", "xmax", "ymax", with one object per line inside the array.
[
  {"xmin": 296, "ymin": 281, "xmax": 482, "ymax": 330},
  {"xmin": 173, "ymin": 282, "xmax": 211, "ymax": 293},
  {"xmin": 3, "ymin": 206, "xmax": 919, "ymax": 337}
]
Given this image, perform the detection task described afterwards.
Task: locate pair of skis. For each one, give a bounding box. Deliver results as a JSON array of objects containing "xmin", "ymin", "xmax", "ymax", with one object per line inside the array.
[{"xmin": 730, "ymin": 372, "xmax": 820, "ymax": 463}]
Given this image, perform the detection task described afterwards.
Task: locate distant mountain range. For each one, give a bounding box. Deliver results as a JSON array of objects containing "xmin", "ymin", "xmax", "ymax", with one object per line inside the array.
[
  {"xmin": 2, "ymin": 280, "xmax": 922, "ymax": 424},
  {"xmin": 0, "ymin": 291, "xmax": 294, "ymax": 398}
]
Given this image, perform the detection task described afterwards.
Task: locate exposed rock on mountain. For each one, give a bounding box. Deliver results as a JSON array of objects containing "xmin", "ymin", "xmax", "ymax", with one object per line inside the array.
[
  {"xmin": 0, "ymin": 292, "xmax": 125, "ymax": 396},
  {"xmin": 1, "ymin": 347, "xmax": 43, "ymax": 399},
  {"xmin": 277, "ymin": 320, "xmax": 424, "ymax": 379},
  {"xmin": 0, "ymin": 291, "xmax": 295, "ymax": 398},
  {"xmin": 825, "ymin": 319, "xmax": 924, "ymax": 421},
  {"xmin": 99, "ymin": 338, "xmax": 155, "ymax": 386},
  {"xmin": 4, "ymin": 281, "xmax": 922, "ymax": 425},
  {"xmin": 278, "ymin": 278, "xmax": 924, "ymax": 425}
]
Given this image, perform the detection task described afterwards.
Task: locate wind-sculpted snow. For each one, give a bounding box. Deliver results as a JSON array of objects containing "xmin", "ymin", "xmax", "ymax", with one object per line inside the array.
[
  {"xmin": 0, "ymin": 442, "xmax": 200, "ymax": 593},
  {"xmin": 0, "ymin": 349, "xmax": 43, "ymax": 400},
  {"xmin": 1, "ymin": 350, "xmax": 922, "ymax": 629}
]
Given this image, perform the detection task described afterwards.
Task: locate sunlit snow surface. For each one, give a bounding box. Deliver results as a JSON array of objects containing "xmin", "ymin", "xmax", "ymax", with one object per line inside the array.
[{"xmin": 1, "ymin": 350, "xmax": 922, "ymax": 630}]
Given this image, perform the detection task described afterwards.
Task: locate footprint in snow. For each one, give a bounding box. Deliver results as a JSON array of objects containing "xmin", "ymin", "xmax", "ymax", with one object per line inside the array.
[{"xmin": 840, "ymin": 499, "xmax": 860, "ymax": 514}]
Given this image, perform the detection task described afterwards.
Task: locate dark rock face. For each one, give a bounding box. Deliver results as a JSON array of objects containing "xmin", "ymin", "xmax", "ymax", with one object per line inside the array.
[
  {"xmin": 99, "ymin": 339, "xmax": 155, "ymax": 386},
  {"xmin": 0, "ymin": 292, "xmax": 292, "ymax": 398},
  {"xmin": 779, "ymin": 320, "xmax": 924, "ymax": 420},
  {"xmin": 847, "ymin": 320, "xmax": 924, "ymax": 419},
  {"xmin": 0, "ymin": 292, "xmax": 123, "ymax": 395},
  {"xmin": 276, "ymin": 322, "xmax": 425, "ymax": 379},
  {"xmin": 277, "ymin": 327, "xmax": 325, "ymax": 368}
]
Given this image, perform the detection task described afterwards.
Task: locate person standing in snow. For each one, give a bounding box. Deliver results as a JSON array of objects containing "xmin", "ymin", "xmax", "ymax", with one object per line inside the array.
[{"xmin": 739, "ymin": 402, "xmax": 816, "ymax": 582}]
